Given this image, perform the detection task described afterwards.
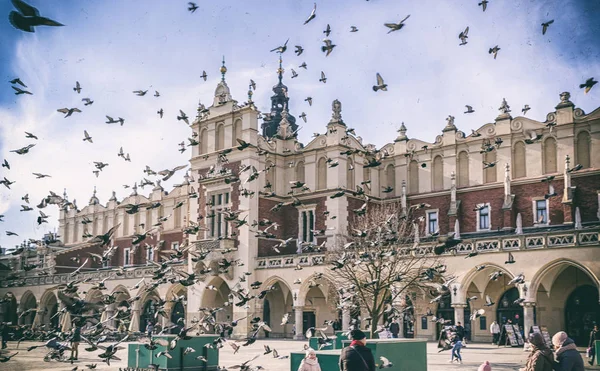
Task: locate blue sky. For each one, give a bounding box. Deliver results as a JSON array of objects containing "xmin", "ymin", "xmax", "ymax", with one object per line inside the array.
[{"xmin": 0, "ymin": 0, "xmax": 599, "ymax": 248}]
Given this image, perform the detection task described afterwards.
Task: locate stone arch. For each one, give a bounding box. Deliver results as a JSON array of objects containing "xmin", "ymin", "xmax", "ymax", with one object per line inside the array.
[
  {"xmin": 543, "ymin": 136, "xmax": 557, "ymax": 174},
  {"xmin": 483, "ymin": 151, "xmax": 497, "ymax": 183},
  {"xmin": 139, "ymin": 289, "xmax": 161, "ymax": 331},
  {"xmin": 295, "ymin": 161, "xmax": 305, "ymax": 184},
  {"xmin": 260, "ymin": 276, "xmax": 294, "ymax": 337},
  {"xmin": 85, "ymin": 288, "xmax": 104, "ymax": 303},
  {"xmin": 215, "ymin": 123, "xmax": 225, "ymax": 151},
  {"xmin": 317, "ymin": 157, "xmax": 328, "ymax": 190},
  {"xmin": 232, "ymin": 119, "xmax": 243, "ymax": 147},
  {"xmin": 459, "ymin": 263, "xmax": 516, "ymax": 299},
  {"xmin": 385, "ymin": 163, "xmax": 395, "ymax": 196},
  {"xmin": 298, "ymin": 273, "xmax": 338, "ymax": 307},
  {"xmin": 457, "ymin": 151, "xmax": 469, "ymax": 187},
  {"xmin": 166, "ymin": 284, "xmax": 187, "ymax": 333},
  {"xmin": 575, "ymin": 130, "xmax": 591, "ymax": 169},
  {"xmin": 19, "ymin": 290, "xmax": 37, "ymax": 325},
  {"xmin": 529, "ymin": 258, "xmax": 599, "ymax": 299},
  {"xmin": 432, "ymin": 156, "xmax": 443, "ymax": 191},
  {"xmin": 200, "ymin": 128, "xmax": 208, "ymax": 155},
  {"xmin": 39, "ymin": 290, "xmax": 59, "ymax": 329},
  {"xmin": 111, "ymin": 285, "xmax": 131, "ymax": 303},
  {"xmin": 202, "ymin": 276, "xmax": 233, "ymax": 327},
  {"xmin": 512, "ymin": 141, "xmax": 527, "ymax": 179}
]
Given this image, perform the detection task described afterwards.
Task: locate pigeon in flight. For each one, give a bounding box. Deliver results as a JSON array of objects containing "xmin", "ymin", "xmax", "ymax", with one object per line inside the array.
[
  {"xmin": 133, "ymin": 90, "xmax": 148, "ymax": 96},
  {"xmin": 83, "ymin": 130, "xmax": 93, "ymax": 143},
  {"xmin": 541, "ymin": 19, "xmax": 554, "ymax": 35},
  {"xmin": 10, "ymin": 144, "xmax": 35, "ymax": 155},
  {"xmin": 304, "ymin": 3, "xmax": 316, "ymax": 25},
  {"xmin": 323, "ymin": 24, "xmax": 331, "ymax": 37},
  {"xmin": 73, "ymin": 81, "xmax": 82, "ymax": 93},
  {"xmin": 321, "ymin": 39, "xmax": 336, "ymax": 56},
  {"xmin": 319, "ymin": 71, "xmax": 327, "ymax": 83},
  {"xmin": 489, "ymin": 45, "xmax": 500, "ymax": 59},
  {"xmin": 8, "ymin": 0, "xmax": 64, "ymax": 32},
  {"xmin": 270, "ymin": 39, "xmax": 289, "ymax": 53},
  {"xmin": 372, "ymin": 73, "xmax": 387, "ymax": 92},
  {"xmin": 299, "ymin": 112, "xmax": 307, "ymax": 123},
  {"xmin": 305, "ymin": 97, "xmax": 312, "ymax": 106},
  {"xmin": 384, "ymin": 15, "xmax": 410, "ymax": 33},
  {"xmin": 105, "ymin": 116, "xmax": 124, "ymax": 125},
  {"xmin": 57, "ymin": 107, "xmax": 82, "ymax": 118},
  {"xmin": 459, "ymin": 26, "xmax": 469, "ymax": 45},
  {"xmin": 295, "ymin": 45, "xmax": 304, "ymax": 56},
  {"xmin": 24, "ymin": 131, "xmax": 37, "ymax": 139},
  {"xmin": 299, "ymin": 62, "xmax": 307, "ymax": 69},
  {"xmin": 464, "ymin": 105, "xmax": 474, "ymax": 114},
  {"xmin": 9, "ymin": 78, "xmax": 26, "ymax": 87},
  {"xmin": 479, "ymin": 0, "xmax": 488, "ymax": 11},
  {"xmin": 580, "ymin": 77, "xmax": 597, "ymax": 94},
  {"xmin": 522, "ymin": 104, "xmax": 531, "ymax": 115},
  {"xmin": 200, "ymin": 70, "xmax": 207, "ymax": 81},
  {"xmin": 290, "ymin": 69, "xmax": 298, "ymax": 78},
  {"xmin": 154, "ymin": 90, "xmax": 160, "ymax": 97},
  {"xmin": 1, "ymin": 159, "xmax": 9, "ymax": 169},
  {"xmin": 157, "ymin": 108, "xmax": 164, "ymax": 118},
  {"xmin": 82, "ymin": 98, "xmax": 93, "ymax": 106},
  {"xmin": 188, "ymin": 2, "xmax": 199, "ymax": 13},
  {"xmin": 249, "ymin": 79, "xmax": 256, "ymax": 90},
  {"xmin": 177, "ymin": 110, "xmax": 189, "ymax": 124},
  {"xmin": 12, "ymin": 86, "xmax": 32, "ymax": 95},
  {"xmin": 350, "ymin": 26, "xmax": 359, "ymax": 32}
]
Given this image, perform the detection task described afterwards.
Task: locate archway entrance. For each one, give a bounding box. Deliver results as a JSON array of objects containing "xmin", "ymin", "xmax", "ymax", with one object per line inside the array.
[
  {"xmin": 19, "ymin": 292, "xmax": 37, "ymax": 326},
  {"xmin": 565, "ymin": 285, "xmax": 599, "ymax": 346},
  {"xmin": 1, "ymin": 293, "xmax": 18, "ymax": 324},
  {"xmin": 202, "ymin": 277, "xmax": 233, "ymax": 332},
  {"xmin": 403, "ymin": 295, "xmax": 415, "ymax": 338},
  {"xmin": 496, "ymin": 288, "xmax": 523, "ymax": 328},
  {"xmin": 140, "ymin": 299, "xmax": 157, "ymax": 332},
  {"xmin": 170, "ymin": 302, "xmax": 186, "ymax": 334}
]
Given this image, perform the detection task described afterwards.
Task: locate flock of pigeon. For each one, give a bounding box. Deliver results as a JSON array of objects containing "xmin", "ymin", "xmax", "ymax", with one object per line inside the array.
[{"xmin": 1, "ymin": 0, "xmax": 598, "ymax": 368}]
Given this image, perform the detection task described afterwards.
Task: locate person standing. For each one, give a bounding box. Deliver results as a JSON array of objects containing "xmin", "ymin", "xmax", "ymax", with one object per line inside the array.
[
  {"xmin": 552, "ymin": 331, "xmax": 584, "ymax": 371},
  {"xmin": 455, "ymin": 322, "xmax": 465, "ymax": 341},
  {"xmin": 588, "ymin": 324, "xmax": 600, "ymax": 366},
  {"xmin": 298, "ymin": 348, "xmax": 322, "ymax": 371},
  {"xmin": 450, "ymin": 336, "xmax": 465, "ymax": 364},
  {"xmin": 70, "ymin": 323, "xmax": 81, "ymax": 361},
  {"xmin": 339, "ymin": 329, "xmax": 376, "ymax": 371},
  {"xmin": 389, "ymin": 320, "xmax": 400, "ymax": 339},
  {"xmin": 146, "ymin": 321, "xmax": 154, "ymax": 338},
  {"xmin": 490, "ymin": 321, "xmax": 501, "ymax": 345},
  {"xmin": 522, "ymin": 332, "xmax": 553, "ymax": 371}
]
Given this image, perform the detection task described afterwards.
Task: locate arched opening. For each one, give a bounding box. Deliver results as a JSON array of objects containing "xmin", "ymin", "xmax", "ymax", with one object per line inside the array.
[
  {"xmin": 262, "ymin": 281, "xmax": 293, "ymax": 338},
  {"xmin": 232, "ymin": 119, "xmax": 242, "ymax": 147},
  {"xmin": 576, "ymin": 131, "xmax": 591, "ymax": 169},
  {"xmin": 295, "ymin": 161, "xmax": 305, "ymax": 184},
  {"xmin": 200, "ymin": 128, "xmax": 208, "ymax": 154},
  {"xmin": 19, "ymin": 291, "xmax": 37, "ymax": 326},
  {"xmin": 265, "ymin": 161, "xmax": 275, "ymax": 191},
  {"xmin": 40, "ymin": 291, "xmax": 59, "ymax": 330},
  {"xmin": 543, "ymin": 137, "xmax": 557, "ymax": 174},
  {"xmin": 216, "ymin": 124, "xmax": 225, "ymax": 151},
  {"xmin": 385, "ymin": 163, "xmax": 395, "ymax": 196},
  {"xmin": 347, "ymin": 159, "xmax": 355, "ymax": 190},
  {"xmin": 436, "ymin": 295, "xmax": 453, "ymax": 325},
  {"xmin": 202, "ymin": 277, "xmax": 233, "ymax": 332},
  {"xmin": 170, "ymin": 302, "xmax": 186, "ymax": 334},
  {"xmin": 432, "ymin": 156, "xmax": 443, "ymax": 191},
  {"xmin": 304, "ymin": 285, "xmax": 335, "ymax": 336},
  {"xmin": 496, "ymin": 288, "xmax": 523, "ymax": 328},
  {"xmin": 513, "ymin": 142, "xmax": 526, "ymax": 178},
  {"xmin": 457, "ymin": 151, "xmax": 469, "ymax": 187},
  {"xmin": 403, "ymin": 295, "xmax": 415, "ymax": 338},
  {"xmin": 317, "ymin": 157, "xmax": 327, "ymax": 190},
  {"xmin": 140, "ymin": 298, "xmax": 158, "ymax": 332},
  {"xmin": 409, "ymin": 160, "xmax": 419, "ymax": 194},
  {"xmin": 565, "ymin": 285, "xmax": 599, "ymax": 346},
  {"xmin": 484, "ymin": 151, "xmax": 497, "ymax": 183},
  {"xmin": 1, "ymin": 293, "xmax": 18, "ymax": 324}
]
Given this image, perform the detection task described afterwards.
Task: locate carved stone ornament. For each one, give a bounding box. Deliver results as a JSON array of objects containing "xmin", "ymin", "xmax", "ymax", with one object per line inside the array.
[
  {"xmin": 499, "ymin": 98, "xmax": 511, "ymax": 114},
  {"xmin": 331, "ymin": 99, "xmax": 342, "ymax": 122}
]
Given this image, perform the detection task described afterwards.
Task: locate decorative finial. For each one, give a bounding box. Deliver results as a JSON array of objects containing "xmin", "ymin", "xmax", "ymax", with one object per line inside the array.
[
  {"xmin": 499, "ymin": 98, "xmax": 511, "ymax": 114},
  {"xmin": 395, "ymin": 122, "xmax": 408, "ymax": 142},
  {"xmin": 277, "ymin": 56, "xmax": 284, "ymax": 83},
  {"xmin": 556, "ymin": 91, "xmax": 574, "ymax": 109},
  {"xmin": 330, "ymin": 99, "xmax": 342, "ymax": 123},
  {"xmin": 220, "ymin": 56, "xmax": 227, "ymax": 82},
  {"xmin": 443, "ymin": 115, "xmax": 457, "ymax": 132},
  {"xmin": 93, "ymin": 186, "xmax": 96, "ymax": 196},
  {"xmin": 131, "ymin": 182, "xmax": 138, "ymax": 196},
  {"xmin": 109, "ymin": 191, "xmax": 117, "ymax": 201}
]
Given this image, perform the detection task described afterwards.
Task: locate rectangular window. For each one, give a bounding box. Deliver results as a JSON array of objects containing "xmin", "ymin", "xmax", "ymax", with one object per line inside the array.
[
  {"xmin": 208, "ymin": 192, "xmax": 231, "ymax": 238},
  {"xmin": 124, "ymin": 248, "xmax": 131, "ymax": 266},
  {"xmin": 102, "ymin": 259, "xmax": 109, "ymax": 268},
  {"xmin": 427, "ymin": 211, "xmax": 438, "ymax": 234},
  {"xmin": 479, "ymin": 206, "xmax": 490, "ymax": 230},
  {"xmin": 146, "ymin": 246, "xmax": 154, "ymax": 264},
  {"xmin": 535, "ymin": 200, "xmax": 548, "ymax": 224},
  {"xmin": 172, "ymin": 242, "xmax": 179, "ymax": 250},
  {"xmin": 299, "ymin": 209, "xmax": 316, "ymax": 243}
]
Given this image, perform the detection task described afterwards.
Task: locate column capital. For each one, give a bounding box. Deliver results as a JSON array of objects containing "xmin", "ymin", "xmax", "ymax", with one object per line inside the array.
[
  {"xmin": 451, "ymin": 303, "xmax": 468, "ymax": 308},
  {"xmin": 522, "ymin": 302, "xmax": 536, "ymax": 308}
]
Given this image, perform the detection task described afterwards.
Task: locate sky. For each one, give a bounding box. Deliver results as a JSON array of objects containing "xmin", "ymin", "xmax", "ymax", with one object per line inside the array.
[{"xmin": 0, "ymin": 0, "xmax": 599, "ymax": 249}]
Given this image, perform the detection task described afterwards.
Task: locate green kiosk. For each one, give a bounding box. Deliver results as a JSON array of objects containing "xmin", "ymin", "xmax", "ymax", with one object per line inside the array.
[{"xmin": 128, "ymin": 335, "xmax": 219, "ymax": 371}]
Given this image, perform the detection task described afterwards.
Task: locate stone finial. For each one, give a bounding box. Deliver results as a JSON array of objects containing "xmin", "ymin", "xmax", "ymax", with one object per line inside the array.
[
  {"xmin": 88, "ymin": 186, "xmax": 99, "ymax": 206},
  {"xmin": 131, "ymin": 182, "xmax": 138, "ymax": 196},
  {"xmin": 443, "ymin": 115, "xmax": 457, "ymax": 132},
  {"xmin": 395, "ymin": 122, "xmax": 408, "ymax": 142},
  {"xmin": 499, "ymin": 98, "xmax": 511, "ymax": 114},
  {"xmin": 220, "ymin": 56, "xmax": 227, "ymax": 82},
  {"xmin": 277, "ymin": 106, "xmax": 293, "ymax": 139},
  {"xmin": 556, "ymin": 91, "xmax": 574, "ymax": 109},
  {"xmin": 153, "ymin": 180, "xmax": 163, "ymax": 191},
  {"xmin": 330, "ymin": 99, "xmax": 342, "ymax": 123},
  {"xmin": 109, "ymin": 191, "xmax": 117, "ymax": 202}
]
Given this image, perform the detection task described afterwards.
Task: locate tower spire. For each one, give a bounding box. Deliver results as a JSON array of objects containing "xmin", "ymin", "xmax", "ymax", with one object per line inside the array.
[
  {"xmin": 277, "ymin": 55, "xmax": 284, "ymax": 83},
  {"xmin": 220, "ymin": 56, "xmax": 227, "ymax": 82}
]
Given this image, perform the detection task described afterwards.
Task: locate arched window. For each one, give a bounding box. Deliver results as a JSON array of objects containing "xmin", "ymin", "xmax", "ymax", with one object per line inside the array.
[
  {"xmin": 513, "ymin": 142, "xmax": 526, "ymax": 179},
  {"xmin": 174, "ymin": 205, "xmax": 181, "ymax": 228},
  {"xmin": 409, "ymin": 160, "xmax": 419, "ymax": 194},
  {"xmin": 385, "ymin": 163, "xmax": 395, "ymax": 196},
  {"xmin": 73, "ymin": 219, "xmax": 79, "ymax": 242},
  {"xmin": 543, "ymin": 137, "xmax": 557, "ymax": 174},
  {"xmin": 484, "ymin": 151, "xmax": 497, "ymax": 183},
  {"xmin": 347, "ymin": 159, "xmax": 355, "ymax": 190},
  {"xmin": 200, "ymin": 128, "xmax": 208, "ymax": 154},
  {"xmin": 122, "ymin": 212, "xmax": 129, "ymax": 236},
  {"xmin": 363, "ymin": 167, "xmax": 371, "ymax": 192},
  {"xmin": 457, "ymin": 151, "xmax": 469, "ymax": 187},
  {"xmin": 317, "ymin": 157, "xmax": 327, "ymax": 190},
  {"xmin": 295, "ymin": 161, "xmax": 305, "ymax": 184},
  {"xmin": 432, "ymin": 156, "xmax": 443, "ymax": 191},
  {"xmin": 215, "ymin": 124, "xmax": 225, "ymax": 151},
  {"xmin": 265, "ymin": 161, "xmax": 275, "ymax": 191},
  {"xmin": 232, "ymin": 119, "xmax": 242, "ymax": 147},
  {"xmin": 576, "ymin": 131, "xmax": 591, "ymax": 169},
  {"xmin": 103, "ymin": 214, "xmax": 109, "ymax": 233}
]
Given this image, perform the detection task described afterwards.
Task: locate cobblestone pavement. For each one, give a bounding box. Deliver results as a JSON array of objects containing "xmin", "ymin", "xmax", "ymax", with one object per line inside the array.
[{"xmin": 0, "ymin": 340, "xmax": 596, "ymax": 371}]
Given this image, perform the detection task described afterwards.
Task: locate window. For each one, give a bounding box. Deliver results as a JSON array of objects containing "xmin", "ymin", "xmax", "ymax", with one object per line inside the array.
[
  {"xmin": 317, "ymin": 157, "xmax": 327, "ymax": 190},
  {"xmin": 409, "ymin": 160, "xmax": 419, "ymax": 194},
  {"xmin": 543, "ymin": 137, "xmax": 557, "ymax": 174},
  {"xmin": 426, "ymin": 210, "xmax": 438, "ymax": 235},
  {"xmin": 200, "ymin": 128, "xmax": 208, "ymax": 154},
  {"xmin": 513, "ymin": 142, "xmax": 526, "ymax": 179},
  {"xmin": 363, "ymin": 167, "xmax": 371, "ymax": 193},
  {"xmin": 208, "ymin": 192, "xmax": 230, "ymax": 238},
  {"xmin": 102, "ymin": 259, "xmax": 110, "ymax": 268},
  {"xmin": 299, "ymin": 208, "xmax": 316, "ymax": 243},
  {"xmin": 576, "ymin": 131, "xmax": 591, "ymax": 169},
  {"xmin": 124, "ymin": 248, "xmax": 131, "ymax": 266},
  {"xmin": 146, "ymin": 246, "xmax": 154, "ymax": 264},
  {"xmin": 347, "ymin": 159, "xmax": 355, "ymax": 190},
  {"xmin": 457, "ymin": 151, "xmax": 469, "ymax": 187},
  {"xmin": 385, "ymin": 163, "xmax": 395, "ymax": 196},
  {"xmin": 432, "ymin": 156, "xmax": 443, "ymax": 191},
  {"xmin": 172, "ymin": 242, "xmax": 180, "ymax": 250},
  {"xmin": 477, "ymin": 204, "xmax": 491, "ymax": 231},
  {"xmin": 216, "ymin": 124, "xmax": 225, "ymax": 150},
  {"xmin": 233, "ymin": 119, "xmax": 242, "ymax": 147},
  {"xmin": 296, "ymin": 161, "xmax": 305, "ymax": 184},
  {"xmin": 534, "ymin": 199, "xmax": 548, "ymax": 224}
]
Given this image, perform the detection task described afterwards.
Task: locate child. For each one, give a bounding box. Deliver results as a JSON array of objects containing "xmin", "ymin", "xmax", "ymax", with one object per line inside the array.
[
  {"xmin": 450, "ymin": 336, "xmax": 465, "ymax": 364},
  {"xmin": 298, "ymin": 348, "xmax": 321, "ymax": 371}
]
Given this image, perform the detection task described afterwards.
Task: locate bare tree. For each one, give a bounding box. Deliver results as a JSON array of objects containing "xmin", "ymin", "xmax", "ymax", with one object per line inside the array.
[{"xmin": 326, "ymin": 201, "xmax": 449, "ymax": 337}]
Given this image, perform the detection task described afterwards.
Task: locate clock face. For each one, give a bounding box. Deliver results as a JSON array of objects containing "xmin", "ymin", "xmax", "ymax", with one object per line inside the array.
[{"xmin": 277, "ymin": 103, "xmax": 283, "ymax": 108}]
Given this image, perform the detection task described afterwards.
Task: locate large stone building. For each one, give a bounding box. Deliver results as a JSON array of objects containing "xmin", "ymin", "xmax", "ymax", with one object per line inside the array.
[{"xmin": 1, "ymin": 61, "xmax": 599, "ymax": 346}]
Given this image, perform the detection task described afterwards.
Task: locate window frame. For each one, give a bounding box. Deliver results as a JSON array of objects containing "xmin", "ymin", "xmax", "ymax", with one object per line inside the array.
[
  {"xmin": 476, "ymin": 203, "xmax": 492, "ymax": 231},
  {"xmin": 298, "ymin": 206, "xmax": 316, "ymax": 243},
  {"xmin": 207, "ymin": 191, "xmax": 231, "ymax": 238},
  {"xmin": 146, "ymin": 245, "xmax": 154, "ymax": 264},
  {"xmin": 124, "ymin": 247, "xmax": 131, "ymax": 267},
  {"xmin": 532, "ymin": 198, "xmax": 550, "ymax": 226},
  {"xmin": 426, "ymin": 209, "xmax": 439, "ymax": 235}
]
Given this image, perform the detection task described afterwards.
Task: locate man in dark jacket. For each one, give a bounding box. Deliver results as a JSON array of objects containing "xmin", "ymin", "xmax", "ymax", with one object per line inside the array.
[
  {"xmin": 339, "ymin": 329, "xmax": 376, "ymax": 371},
  {"xmin": 455, "ymin": 322, "xmax": 465, "ymax": 341},
  {"xmin": 589, "ymin": 325, "xmax": 600, "ymax": 366},
  {"xmin": 389, "ymin": 321, "xmax": 400, "ymax": 338}
]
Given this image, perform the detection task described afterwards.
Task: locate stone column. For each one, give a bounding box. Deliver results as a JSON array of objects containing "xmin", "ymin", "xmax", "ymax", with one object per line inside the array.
[
  {"xmin": 452, "ymin": 304, "xmax": 467, "ymax": 325},
  {"xmin": 294, "ymin": 306, "xmax": 304, "ymax": 340},
  {"xmin": 397, "ymin": 313, "xmax": 405, "ymax": 338},
  {"xmin": 342, "ymin": 308, "xmax": 350, "ymax": 331},
  {"xmin": 129, "ymin": 309, "xmax": 141, "ymax": 332},
  {"xmin": 523, "ymin": 303, "xmax": 536, "ymax": 336}
]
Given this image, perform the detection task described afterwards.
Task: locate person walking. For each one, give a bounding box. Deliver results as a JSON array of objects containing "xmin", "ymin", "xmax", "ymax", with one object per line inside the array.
[
  {"xmin": 339, "ymin": 329, "xmax": 376, "ymax": 371},
  {"xmin": 455, "ymin": 322, "xmax": 465, "ymax": 341},
  {"xmin": 588, "ymin": 324, "xmax": 600, "ymax": 366},
  {"xmin": 490, "ymin": 321, "xmax": 501, "ymax": 345},
  {"xmin": 450, "ymin": 336, "xmax": 465, "ymax": 364},
  {"xmin": 521, "ymin": 332, "xmax": 553, "ymax": 371},
  {"xmin": 389, "ymin": 320, "xmax": 400, "ymax": 339},
  {"xmin": 70, "ymin": 322, "xmax": 81, "ymax": 361},
  {"xmin": 298, "ymin": 348, "xmax": 322, "ymax": 371},
  {"xmin": 552, "ymin": 331, "xmax": 584, "ymax": 371}
]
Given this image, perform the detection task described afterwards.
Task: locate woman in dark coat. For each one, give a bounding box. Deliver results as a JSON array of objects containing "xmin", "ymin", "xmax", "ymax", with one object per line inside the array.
[
  {"xmin": 523, "ymin": 332, "xmax": 554, "ymax": 371},
  {"xmin": 339, "ymin": 329, "xmax": 376, "ymax": 371},
  {"xmin": 552, "ymin": 331, "xmax": 585, "ymax": 371}
]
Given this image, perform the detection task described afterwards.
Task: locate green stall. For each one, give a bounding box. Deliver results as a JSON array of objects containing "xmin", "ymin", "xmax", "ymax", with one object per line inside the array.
[
  {"xmin": 595, "ymin": 340, "xmax": 600, "ymax": 366},
  {"xmin": 127, "ymin": 335, "xmax": 219, "ymax": 371},
  {"xmin": 308, "ymin": 336, "xmax": 337, "ymax": 350}
]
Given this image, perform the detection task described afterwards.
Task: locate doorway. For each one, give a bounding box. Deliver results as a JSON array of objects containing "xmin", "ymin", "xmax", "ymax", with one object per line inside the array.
[
  {"xmin": 565, "ymin": 285, "xmax": 599, "ymax": 346},
  {"xmin": 303, "ymin": 311, "xmax": 316, "ymax": 338}
]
